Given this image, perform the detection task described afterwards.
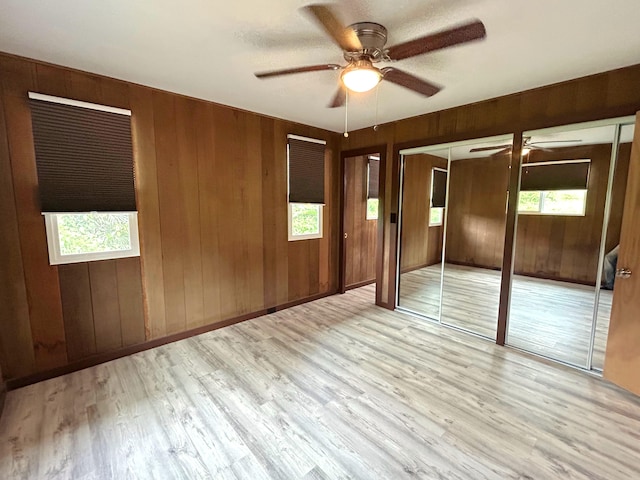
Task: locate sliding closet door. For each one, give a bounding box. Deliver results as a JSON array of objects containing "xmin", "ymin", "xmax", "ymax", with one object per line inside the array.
[
  {"xmin": 603, "ymin": 115, "xmax": 640, "ymax": 394},
  {"xmin": 440, "ymin": 141, "xmax": 511, "ymax": 338},
  {"xmin": 397, "ymin": 150, "xmax": 448, "ymax": 319},
  {"xmin": 507, "ymin": 123, "xmax": 618, "ymax": 367},
  {"xmin": 593, "ymin": 122, "xmax": 635, "ymax": 371},
  {"xmin": 397, "ymin": 135, "xmax": 512, "ymax": 336}
]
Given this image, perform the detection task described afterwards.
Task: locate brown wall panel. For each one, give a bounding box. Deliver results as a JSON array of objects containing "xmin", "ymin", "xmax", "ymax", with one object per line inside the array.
[
  {"xmin": 197, "ymin": 102, "xmax": 223, "ymax": 322},
  {"xmin": 129, "ymin": 86, "xmax": 166, "ymax": 339},
  {"xmin": 0, "ymin": 82, "xmax": 36, "ymax": 379},
  {"xmin": 606, "ymin": 143, "xmax": 631, "ymax": 252},
  {"xmin": 116, "ymin": 258, "xmax": 146, "ymax": 347},
  {"xmin": 89, "ymin": 261, "xmax": 122, "ymax": 353},
  {"xmin": 59, "ymin": 263, "xmax": 96, "ymax": 361},
  {"xmin": 0, "ymin": 56, "xmax": 68, "ymax": 370},
  {"xmin": 400, "ymin": 154, "xmax": 447, "ymax": 272},
  {"xmin": 0, "ymin": 52, "xmax": 340, "ymax": 383},
  {"xmin": 446, "ymin": 155, "xmax": 510, "ymax": 270},
  {"xmin": 153, "ymin": 91, "xmax": 187, "ymax": 336}
]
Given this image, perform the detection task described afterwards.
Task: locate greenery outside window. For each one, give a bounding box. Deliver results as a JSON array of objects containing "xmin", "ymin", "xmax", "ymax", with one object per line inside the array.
[
  {"xmin": 44, "ymin": 212, "xmax": 140, "ymax": 265},
  {"xmin": 288, "ymin": 203, "xmax": 323, "ymax": 240},
  {"xmin": 518, "ymin": 190, "xmax": 587, "ymax": 216},
  {"xmin": 366, "ymin": 198, "xmax": 379, "ymax": 220},
  {"xmin": 430, "ymin": 207, "xmax": 444, "ymax": 226}
]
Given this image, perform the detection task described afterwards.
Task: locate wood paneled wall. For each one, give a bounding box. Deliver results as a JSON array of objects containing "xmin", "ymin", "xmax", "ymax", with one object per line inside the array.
[
  {"xmin": 400, "ymin": 154, "xmax": 446, "ymax": 271},
  {"xmin": 58, "ymin": 258, "xmax": 145, "ymax": 361},
  {"xmin": 0, "ymin": 52, "xmax": 340, "ymax": 383},
  {"xmin": 606, "ymin": 143, "xmax": 631, "ymax": 253},
  {"xmin": 445, "ymin": 155, "xmax": 510, "ymax": 269},
  {"xmin": 442, "ymin": 145, "xmax": 630, "ymax": 283},
  {"xmin": 342, "ymin": 63, "xmax": 640, "ymax": 308},
  {"xmin": 0, "ymin": 363, "xmax": 4, "ymax": 416},
  {"xmin": 344, "ymin": 155, "xmax": 377, "ymax": 288}
]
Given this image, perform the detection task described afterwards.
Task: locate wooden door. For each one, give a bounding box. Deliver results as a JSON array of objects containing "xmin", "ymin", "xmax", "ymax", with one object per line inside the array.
[
  {"xmin": 604, "ymin": 113, "xmax": 640, "ymax": 395},
  {"xmin": 343, "ymin": 155, "xmax": 378, "ymax": 289}
]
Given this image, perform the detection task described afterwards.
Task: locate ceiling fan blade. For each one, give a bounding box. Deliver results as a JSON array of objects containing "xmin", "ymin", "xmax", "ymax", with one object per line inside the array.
[
  {"xmin": 529, "ymin": 140, "xmax": 582, "ymax": 145},
  {"xmin": 387, "ymin": 20, "xmax": 486, "ymax": 61},
  {"xmin": 530, "ymin": 146, "xmax": 554, "ymax": 153},
  {"xmin": 302, "ymin": 4, "xmax": 362, "ymax": 52},
  {"xmin": 469, "ymin": 144, "xmax": 512, "ymax": 153},
  {"xmin": 381, "ymin": 68, "xmax": 441, "ymax": 97},
  {"xmin": 328, "ymin": 86, "xmax": 346, "ymax": 108},
  {"xmin": 255, "ymin": 64, "xmax": 341, "ymax": 78}
]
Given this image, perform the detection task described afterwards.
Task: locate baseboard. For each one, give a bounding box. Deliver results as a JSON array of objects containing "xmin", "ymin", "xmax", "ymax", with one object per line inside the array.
[
  {"xmin": 513, "ymin": 270, "xmax": 596, "ymax": 286},
  {"xmin": 6, "ymin": 289, "xmax": 337, "ymax": 391},
  {"xmin": 345, "ymin": 278, "xmax": 376, "ymax": 291},
  {"xmin": 445, "ymin": 259, "xmax": 502, "ymax": 271}
]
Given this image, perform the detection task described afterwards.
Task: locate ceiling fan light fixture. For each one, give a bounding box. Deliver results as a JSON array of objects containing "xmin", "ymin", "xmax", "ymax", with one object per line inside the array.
[{"xmin": 341, "ymin": 60, "xmax": 381, "ymax": 93}]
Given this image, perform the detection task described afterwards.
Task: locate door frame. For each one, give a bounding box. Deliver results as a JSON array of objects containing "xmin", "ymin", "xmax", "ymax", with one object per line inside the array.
[{"xmin": 339, "ymin": 145, "xmax": 386, "ymax": 305}]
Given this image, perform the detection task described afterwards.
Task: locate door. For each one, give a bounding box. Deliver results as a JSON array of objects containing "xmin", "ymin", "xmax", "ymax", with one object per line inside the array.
[
  {"xmin": 604, "ymin": 113, "xmax": 640, "ymax": 395},
  {"xmin": 342, "ymin": 154, "xmax": 379, "ymax": 291}
]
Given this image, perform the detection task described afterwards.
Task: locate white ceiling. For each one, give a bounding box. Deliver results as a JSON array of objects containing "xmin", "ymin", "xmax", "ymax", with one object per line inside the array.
[{"xmin": 2, "ymin": 0, "xmax": 640, "ymax": 133}]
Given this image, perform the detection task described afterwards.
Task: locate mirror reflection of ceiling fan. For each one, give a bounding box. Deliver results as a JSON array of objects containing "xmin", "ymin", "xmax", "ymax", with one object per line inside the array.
[
  {"xmin": 254, "ymin": 4, "xmax": 487, "ymax": 108},
  {"xmin": 469, "ymin": 137, "xmax": 582, "ymax": 155}
]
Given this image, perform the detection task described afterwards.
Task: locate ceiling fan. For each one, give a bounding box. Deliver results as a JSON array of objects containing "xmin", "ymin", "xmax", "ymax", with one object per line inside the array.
[
  {"xmin": 469, "ymin": 137, "xmax": 583, "ymax": 155},
  {"xmin": 254, "ymin": 4, "xmax": 487, "ymax": 108}
]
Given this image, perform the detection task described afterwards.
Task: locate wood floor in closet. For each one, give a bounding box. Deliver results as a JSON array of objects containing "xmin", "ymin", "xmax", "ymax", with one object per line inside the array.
[{"xmin": 1, "ymin": 285, "xmax": 639, "ymax": 479}]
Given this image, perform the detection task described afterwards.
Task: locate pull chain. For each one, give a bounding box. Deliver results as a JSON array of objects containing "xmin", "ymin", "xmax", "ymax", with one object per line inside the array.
[
  {"xmin": 373, "ymin": 83, "xmax": 380, "ymax": 131},
  {"xmin": 343, "ymin": 89, "xmax": 349, "ymax": 138}
]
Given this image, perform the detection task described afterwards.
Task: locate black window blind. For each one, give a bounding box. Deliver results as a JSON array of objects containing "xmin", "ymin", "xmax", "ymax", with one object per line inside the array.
[
  {"xmin": 288, "ymin": 136, "xmax": 325, "ymax": 204},
  {"xmin": 432, "ymin": 168, "xmax": 447, "ymax": 208},
  {"xmin": 367, "ymin": 157, "xmax": 380, "ymax": 199},
  {"xmin": 520, "ymin": 160, "xmax": 590, "ymax": 192},
  {"xmin": 29, "ymin": 96, "xmax": 136, "ymax": 212}
]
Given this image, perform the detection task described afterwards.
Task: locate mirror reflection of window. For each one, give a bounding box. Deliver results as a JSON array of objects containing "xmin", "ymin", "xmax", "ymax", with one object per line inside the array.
[{"xmin": 508, "ymin": 122, "xmax": 623, "ymax": 369}]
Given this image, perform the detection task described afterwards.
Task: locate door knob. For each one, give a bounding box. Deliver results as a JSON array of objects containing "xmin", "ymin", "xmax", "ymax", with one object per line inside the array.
[
  {"xmin": 344, "ymin": 232, "xmax": 348, "ymax": 239},
  {"xmin": 615, "ymin": 268, "xmax": 632, "ymax": 279}
]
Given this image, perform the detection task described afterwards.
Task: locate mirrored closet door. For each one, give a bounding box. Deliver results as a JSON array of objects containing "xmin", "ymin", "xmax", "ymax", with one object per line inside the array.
[
  {"xmin": 397, "ymin": 135, "xmax": 512, "ymax": 340},
  {"xmin": 506, "ymin": 118, "xmax": 635, "ymax": 369},
  {"xmin": 397, "ymin": 147, "xmax": 449, "ymax": 320}
]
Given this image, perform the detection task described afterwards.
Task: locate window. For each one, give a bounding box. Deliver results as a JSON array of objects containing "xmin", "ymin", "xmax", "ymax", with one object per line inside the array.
[
  {"xmin": 518, "ymin": 159, "xmax": 590, "ymax": 216},
  {"xmin": 430, "ymin": 207, "xmax": 444, "ymax": 226},
  {"xmin": 288, "ymin": 204, "xmax": 323, "ymax": 240},
  {"xmin": 29, "ymin": 92, "xmax": 138, "ymax": 264},
  {"xmin": 366, "ymin": 199, "xmax": 379, "ymax": 220},
  {"xmin": 366, "ymin": 156, "xmax": 380, "ymax": 220},
  {"xmin": 287, "ymin": 134, "xmax": 326, "ymax": 240},
  {"xmin": 430, "ymin": 167, "xmax": 447, "ymax": 226},
  {"xmin": 44, "ymin": 212, "xmax": 140, "ymax": 265},
  {"xmin": 518, "ymin": 190, "xmax": 588, "ymax": 215}
]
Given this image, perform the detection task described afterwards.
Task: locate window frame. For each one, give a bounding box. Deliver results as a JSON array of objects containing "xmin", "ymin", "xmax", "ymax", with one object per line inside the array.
[
  {"xmin": 517, "ymin": 189, "xmax": 588, "ymax": 216},
  {"xmin": 429, "ymin": 206, "xmax": 444, "ymax": 226},
  {"xmin": 366, "ymin": 198, "xmax": 379, "ymax": 220},
  {"xmin": 288, "ymin": 203, "xmax": 323, "ymax": 241},
  {"xmin": 429, "ymin": 167, "xmax": 447, "ymax": 226},
  {"xmin": 43, "ymin": 211, "xmax": 140, "ymax": 265}
]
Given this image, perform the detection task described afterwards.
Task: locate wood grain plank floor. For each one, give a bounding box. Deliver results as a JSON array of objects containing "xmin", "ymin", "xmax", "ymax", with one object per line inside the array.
[
  {"xmin": 399, "ymin": 264, "xmax": 611, "ymax": 369},
  {"xmin": 1, "ymin": 285, "xmax": 639, "ymax": 479}
]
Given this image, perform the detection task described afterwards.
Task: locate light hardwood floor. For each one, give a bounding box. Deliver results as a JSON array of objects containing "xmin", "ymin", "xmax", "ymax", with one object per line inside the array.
[
  {"xmin": 399, "ymin": 264, "xmax": 611, "ymax": 369},
  {"xmin": 1, "ymin": 286, "xmax": 639, "ymax": 479}
]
